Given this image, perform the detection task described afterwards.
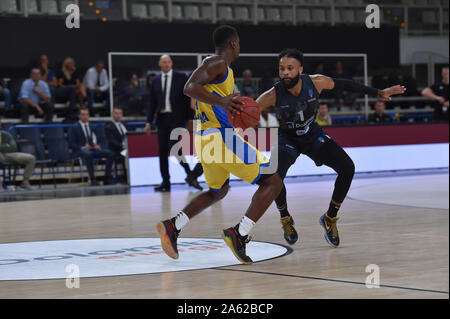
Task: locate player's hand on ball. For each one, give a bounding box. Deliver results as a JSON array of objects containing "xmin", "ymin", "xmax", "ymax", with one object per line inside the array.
[
  {"xmin": 378, "ymin": 85, "xmax": 406, "ymax": 101},
  {"xmin": 219, "ymin": 92, "xmax": 244, "ymax": 116}
]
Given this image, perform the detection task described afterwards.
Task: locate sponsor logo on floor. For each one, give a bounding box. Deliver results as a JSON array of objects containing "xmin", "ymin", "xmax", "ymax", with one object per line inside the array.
[{"xmin": 0, "ymin": 238, "xmax": 290, "ymax": 280}]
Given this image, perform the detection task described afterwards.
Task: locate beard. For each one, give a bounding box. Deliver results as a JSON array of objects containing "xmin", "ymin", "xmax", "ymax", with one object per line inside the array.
[{"xmin": 281, "ymin": 73, "xmax": 300, "ymax": 89}]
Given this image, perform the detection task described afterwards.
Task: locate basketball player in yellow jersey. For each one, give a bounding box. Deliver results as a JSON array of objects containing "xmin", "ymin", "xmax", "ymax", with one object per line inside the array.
[{"xmin": 156, "ymin": 25, "xmax": 283, "ymax": 264}]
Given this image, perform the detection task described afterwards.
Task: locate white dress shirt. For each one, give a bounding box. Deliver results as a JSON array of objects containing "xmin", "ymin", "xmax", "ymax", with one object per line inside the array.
[
  {"xmin": 113, "ymin": 120, "xmax": 127, "ymax": 149},
  {"xmin": 160, "ymin": 69, "xmax": 172, "ymax": 113},
  {"xmin": 79, "ymin": 120, "xmax": 97, "ymax": 145},
  {"xmin": 83, "ymin": 67, "xmax": 109, "ymax": 92}
]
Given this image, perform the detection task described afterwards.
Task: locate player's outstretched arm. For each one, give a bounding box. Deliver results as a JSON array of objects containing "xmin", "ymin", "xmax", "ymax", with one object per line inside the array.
[
  {"xmin": 256, "ymin": 87, "xmax": 276, "ymax": 112},
  {"xmin": 311, "ymin": 74, "xmax": 406, "ymax": 100},
  {"xmin": 184, "ymin": 57, "xmax": 243, "ymax": 115}
]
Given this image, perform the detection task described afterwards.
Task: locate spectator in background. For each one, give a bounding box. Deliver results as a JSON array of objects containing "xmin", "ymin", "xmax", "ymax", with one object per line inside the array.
[
  {"xmin": 18, "ymin": 68, "xmax": 54, "ymax": 122},
  {"xmin": 0, "ymin": 118, "xmax": 36, "ymax": 190},
  {"xmin": 105, "ymin": 106, "xmax": 128, "ymax": 183},
  {"xmin": 55, "ymin": 57, "xmax": 81, "ymax": 118},
  {"xmin": 145, "ymin": 54, "xmax": 200, "ymax": 192},
  {"xmin": 68, "ymin": 107, "xmax": 114, "ymax": 186},
  {"xmin": 237, "ymin": 69, "xmax": 258, "ymax": 99},
  {"xmin": 0, "ymin": 79, "xmax": 11, "ymax": 110},
  {"xmin": 315, "ymin": 103, "xmax": 332, "ymax": 126},
  {"xmin": 39, "ymin": 54, "xmax": 57, "ymax": 88},
  {"xmin": 421, "ymin": 66, "xmax": 449, "ymax": 122},
  {"xmin": 368, "ymin": 101, "xmax": 393, "ymax": 124},
  {"xmin": 330, "ymin": 61, "xmax": 355, "ymax": 109},
  {"xmin": 83, "ymin": 60, "xmax": 109, "ymax": 115},
  {"xmin": 118, "ymin": 73, "xmax": 149, "ymax": 115},
  {"xmin": 259, "ymin": 109, "xmax": 279, "ymax": 127}
]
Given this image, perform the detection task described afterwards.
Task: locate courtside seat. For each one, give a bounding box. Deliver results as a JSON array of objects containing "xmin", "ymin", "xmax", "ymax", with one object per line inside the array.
[
  {"xmin": 341, "ymin": 9, "xmax": 356, "ymax": 24},
  {"xmin": 131, "ymin": 3, "xmax": 148, "ymax": 18},
  {"xmin": 200, "ymin": 5, "xmax": 212, "ymax": 21},
  {"xmin": 311, "ymin": 8, "xmax": 327, "ymax": 23},
  {"xmin": 257, "ymin": 7, "xmax": 265, "ymax": 22},
  {"xmin": 281, "ymin": 7, "xmax": 293, "ymax": 22},
  {"xmin": 185, "ymin": 4, "xmax": 200, "ymax": 20},
  {"xmin": 0, "ymin": 0, "xmax": 18, "ymax": 12},
  {"xmin": 234, "ymin": 6, "xmax": 250, "ymax": 22},
  {"xmin": 28, "ymin": 0, "xmax": 39, "ymax": 14},
  {"xmin": 296, "ymin": 8, "xmax": 311, "ymax": 23},
  {"xmin": 149, "ymin": 3, "xmax": 166, "ymax": 20},
  {"xmin": 217, "ymin": 5, "xmax": 233, "ymax": 21},
  {"xmin": 266, "ymin": 7, "xmax": 281, "ymax": 22},
  {"xmin": 41, "ymin": 0, "xmax": 58, "ymax": 14},
  {"xmin": 172, "ymin": 4, "xmax": 183, "ymax": 20}
]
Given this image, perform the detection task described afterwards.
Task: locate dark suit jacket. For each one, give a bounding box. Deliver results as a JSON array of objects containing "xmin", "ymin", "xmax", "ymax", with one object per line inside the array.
[
  {"xmin": 147, "ymin": 71, "xmax": 192, "ymax": 126},
  {"xmin": 105, "ymin": 122, "xmax": 125, "ymax": 155},
  {"xmin": 68, "ymin": 122, "xmax": 96, "ymax": 156}
]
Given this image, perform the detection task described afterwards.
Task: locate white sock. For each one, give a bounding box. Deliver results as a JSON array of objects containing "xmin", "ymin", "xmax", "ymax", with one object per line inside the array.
[
  {"xmin": 238, "ymin": 216, "xmax": 255, "ymax": 237},
  {"xmin": 174, "ymin": 211, "xmax": 190, "ymax": 231}
]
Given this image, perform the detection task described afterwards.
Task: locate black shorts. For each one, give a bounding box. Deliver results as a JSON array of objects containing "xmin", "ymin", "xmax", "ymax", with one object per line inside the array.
[{"xmin": 276, "ymin": 125, "xmax": 332, "ymax": 167}]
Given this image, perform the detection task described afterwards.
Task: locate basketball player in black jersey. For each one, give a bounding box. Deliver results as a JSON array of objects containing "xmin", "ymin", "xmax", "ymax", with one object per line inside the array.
[{"xmin": 257, "ymin": 49, "xmax": 406, "ymax": 247}]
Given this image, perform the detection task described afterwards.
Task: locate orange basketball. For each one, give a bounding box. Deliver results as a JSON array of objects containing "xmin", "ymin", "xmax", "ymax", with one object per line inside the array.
[{"xmin": 227, "ymin": 97, "xmax": 261, "ymax": 130}]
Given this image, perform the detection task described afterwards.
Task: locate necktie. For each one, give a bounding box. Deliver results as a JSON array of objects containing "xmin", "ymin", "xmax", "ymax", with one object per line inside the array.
[
  {"xmin": 85, "ymin": 124, "xmax": 94, "ymax": 146},
  {"xmin": 117, "ymin": 123, "xmax": 124, "ymax": 136},
  {"xmin": 162, "ymin": 74, "xmax": 167, "ymax": 112},
  {"xmin": 97, "ymin": 72, "xmax": 101, "ymax": 88}
]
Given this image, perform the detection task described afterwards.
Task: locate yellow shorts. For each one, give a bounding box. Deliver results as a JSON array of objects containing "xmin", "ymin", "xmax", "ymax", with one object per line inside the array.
[{"xmin": 194, "ymin": 128, "xmax": 270, "ymax": 190}]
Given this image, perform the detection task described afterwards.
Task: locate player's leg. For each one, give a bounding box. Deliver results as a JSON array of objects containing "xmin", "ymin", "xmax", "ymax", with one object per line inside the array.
[
  {"xmin": 222, "ymin": 172, "xmax": 282, "ymax": 264},
  {"xmin": 156, "ymin": 134, "xmax": 230, "ymax": 260},
  {"xmin": 308, "ymin": 138, "xmax": 355, "ymax": 247},
  {"xmin": 156, "ymin": 180, "xmax": 230, "ymax": 260},
  {"xmin": 220, "ymin": 132, "xmax": 283, "ymax": 264},
  {"xmin": 273, "ymin": 136, "xmax": 301, "ymax": 245}
]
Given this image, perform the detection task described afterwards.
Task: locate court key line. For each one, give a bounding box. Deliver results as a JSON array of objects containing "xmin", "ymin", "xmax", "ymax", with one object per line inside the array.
[{"xmin": 213, "ymin": 268, "xmax": 449, "ymax": 295}]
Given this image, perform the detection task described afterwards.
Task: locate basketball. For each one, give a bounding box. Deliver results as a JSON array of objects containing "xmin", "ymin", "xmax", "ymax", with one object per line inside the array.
[{"xmin": 227, "ymin": 96, "xmax": 261, "ymax": 130}]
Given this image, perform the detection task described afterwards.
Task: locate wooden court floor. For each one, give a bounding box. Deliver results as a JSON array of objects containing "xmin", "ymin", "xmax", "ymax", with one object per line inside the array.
[{"xmin": 0, "ymin": 172, "xmax": 448, "ymax": 299}]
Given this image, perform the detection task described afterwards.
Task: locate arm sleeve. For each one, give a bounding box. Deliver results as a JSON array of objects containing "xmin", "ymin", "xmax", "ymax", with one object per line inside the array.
[{"xmin": 332, "ymin": 78, "xmax": 379, "ymax": 96}]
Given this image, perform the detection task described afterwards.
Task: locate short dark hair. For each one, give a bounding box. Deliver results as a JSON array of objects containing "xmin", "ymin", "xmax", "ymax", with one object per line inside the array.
[
  {"xmin": 78, "ymin": 107, "xmax": 89, "ymax": 114},
  {"xmin": 113, "ymin": 105, "xmax": 123, "ymax": 111},
  {"xmin": 278, "ymin": 49, "xmax": 304, "ymax": 67},
  {"xmin": 213, "ymin": 25, "xmax": 238, "ymax": 49}
]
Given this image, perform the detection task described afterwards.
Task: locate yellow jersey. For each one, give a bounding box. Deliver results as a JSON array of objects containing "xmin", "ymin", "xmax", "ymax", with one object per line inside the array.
[{"xmin": 195, "ymin": 57, "xmax": 235, "ymax": 132}]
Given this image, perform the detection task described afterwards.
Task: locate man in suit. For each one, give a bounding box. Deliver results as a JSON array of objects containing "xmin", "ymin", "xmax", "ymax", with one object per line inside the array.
[
  {"xmin": 145, "ymin": 55, "xmax": 202, "ymax": 192},
  {"xmin": 106, "ymin": 106, "xmax": 128, "ymax": 183},
  {"xmin": 68, "ymin": 107, "xmax": 114, "ymax": 186}
]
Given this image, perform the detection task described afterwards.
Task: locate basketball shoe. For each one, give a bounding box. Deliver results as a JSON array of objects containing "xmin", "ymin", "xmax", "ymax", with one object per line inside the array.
[
  {"xmin": 222, "ymin": 225, "xmax": 253, "ymax": 265},
  {"xmin": 319, "ymin": 213, "xmax": 340, "ymax": 247},
  {"xmin": 156, "ymin": 218, "xmax": 180, "ymax": 259},
  {"xmin": 280, "ymin": 216, "xmax": 298, "ymax": 245}
]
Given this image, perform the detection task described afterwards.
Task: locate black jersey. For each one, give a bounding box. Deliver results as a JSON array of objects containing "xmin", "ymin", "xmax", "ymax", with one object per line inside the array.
[{"xmin": 273, "ymin": 74, "xmax": 321, "ymax": 137}]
